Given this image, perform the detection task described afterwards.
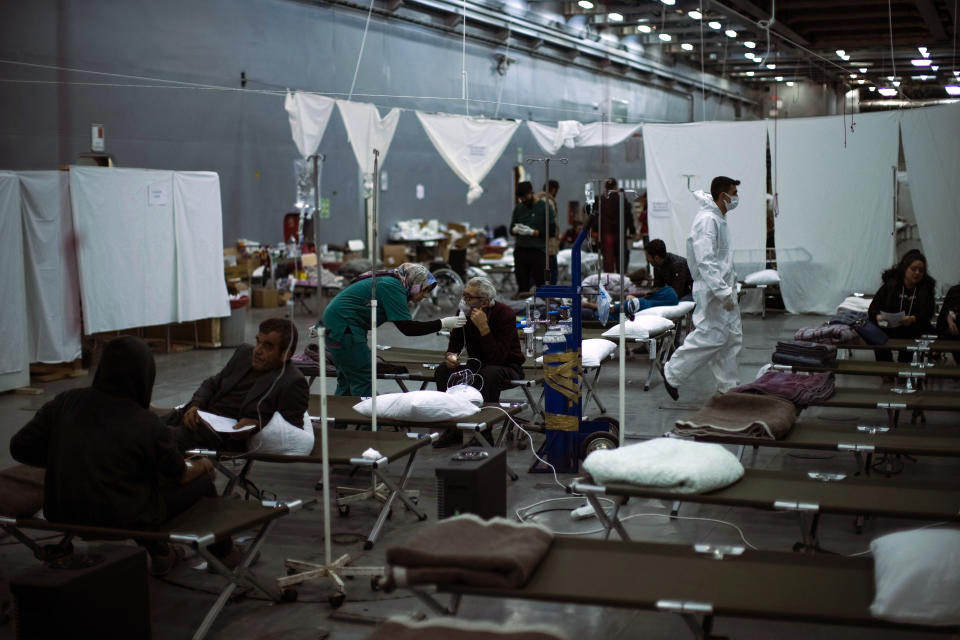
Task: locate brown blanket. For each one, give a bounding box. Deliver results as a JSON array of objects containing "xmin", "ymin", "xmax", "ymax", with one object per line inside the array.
[
  {"xmin": 385, "ymin": 514, "xmax": 553, "ymax": 589},
  {"xmin": 0, "ymin": 464, "xmax": 45, "ymax": 518},
  {"xmin": 367, "ymin": 618, "xmax": 568, "ymax": 640},
  {"xmin": 673, "ymin": 392, "xmax": 796, "ymax": 440}
]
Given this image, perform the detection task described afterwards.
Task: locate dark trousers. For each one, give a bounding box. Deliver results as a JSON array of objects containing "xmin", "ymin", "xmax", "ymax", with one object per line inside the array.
[
  {"xmin": 514, "ymin": 247, "xmax": 546, "ymax": 294},
  {"xmin": 434, "ymin": 362, "xmax": 522, "ymax": 402},
  {"xmin": 549, "ymin": 255, "xmax": 558, "ymax": 285},
  {"xmin": 875, "ymin": 326, "xmax": 925, "ymax": 363},
  {"xmin": 168, "ymin": 422, "xmax": 247, "ymax": 454}
]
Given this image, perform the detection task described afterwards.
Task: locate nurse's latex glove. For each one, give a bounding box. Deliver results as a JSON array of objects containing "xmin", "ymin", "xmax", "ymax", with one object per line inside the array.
[{"xmin": 441, "ymin": 315, "xmax": 468, "ymax": 330}]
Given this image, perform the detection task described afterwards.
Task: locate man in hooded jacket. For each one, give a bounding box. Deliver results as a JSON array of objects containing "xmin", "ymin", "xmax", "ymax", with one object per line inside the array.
[
  {"xmin": 10, "ymin": 336, "xmax": 229, "ymax": 574},
  {"xmin": 662, "ymin": 176, "xmax": 743, "ymax": 400}
]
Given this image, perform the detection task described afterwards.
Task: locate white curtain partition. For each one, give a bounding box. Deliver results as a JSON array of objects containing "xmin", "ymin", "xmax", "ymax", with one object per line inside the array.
[
  {"xmin": 0, "ymin": 172, "xmax": 30, "ymax": 388},
  {"xmin": 900, "ymin": 103, "xmax": 960, "ymax": 294},
  {"xmin": 173, "ymin": 172, "xmax": 231, "ymax": 322},
  {"xmin": 18, "ymin": 171, "xmax": 83, "ymax": 363},
  {"xmin": 70, "ymin": 167, "xmax": 179, "ymax": 333},
  {"xmin": 416, "ymin": 112, "xmax": 521, "ymax": 204},
  {"xmin": 642, "ymin": 120, "xmax": 768, "ymax": 262},
  {"xmin": 774, "ymin": 111, "xmax": 898, "ymax": 314},
  {"xmin": 336, "ymin": 100, "xmax": 401, "ymax": 192},
  {"xmin": 527, "ymin": 120, "xmax": 641, "ymax": 155},
  {"xmin": 285, "ymin": 91, "xmax": 336, "ymax": 158}
]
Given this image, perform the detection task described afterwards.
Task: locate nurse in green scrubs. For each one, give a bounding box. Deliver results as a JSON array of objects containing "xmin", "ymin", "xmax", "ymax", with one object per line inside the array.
[{"xmin": 322, "ymin": 262, "xmax": 466, "ymax": 396}]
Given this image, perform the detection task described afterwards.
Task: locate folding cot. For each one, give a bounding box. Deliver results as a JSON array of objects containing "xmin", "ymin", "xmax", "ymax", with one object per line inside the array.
[
  {"xmin": 1, "ymin": 497, "xmax": 307, "ymax": 640},
  {"xmin": 772, "ymin": 361, "xmax": 960, "ymax": 395},
  {"xmin": 807, "ymin": 387, "xmax": 960, "ymax": 428},
  {"xmin": 382, "ymin": 537, "xmax": 958, "ymax": 638},
  {"xmin": 571, "ymin": 470, "xmax": 960, "ymax": 551},
  {"xmin": 582, "ymin": 323, "xmax": 677, "ymax": 391},
  {"xmin": 200, "ymin": 396, "xmax": 522, "ymax": 548},
  {"xmin": 668, "ymin": 422, "xmax": 960, "ymax": 475}
]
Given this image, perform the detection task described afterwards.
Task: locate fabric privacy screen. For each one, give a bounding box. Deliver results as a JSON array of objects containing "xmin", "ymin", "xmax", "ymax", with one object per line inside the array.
[
  {"xmin": 172, "ymin": 172, "xmax": 230, "ymax": 323},
  {"xmin": 643, "ymin": 120, "xmax": 767, "ymax": 262},
  {"xmin": 336, "ymin": 100, "xmax": 401, "ymax": 191},
  {"xmin": 416, "ymin": 112, "xmax": 520, "ymax": 204},
  {"xmin": 527, "ymin": 120, "xmax": 641, "ymax": 155},
  {"xmin": 17, "ymin": 171, "xmax": 83, "ymax": 364},
  {"xmin": 900, "ymin": 103, "xmax": 960, "ymax": 295},
  {"xmin": 774, "ymin": 111, "xmax": 898, "ymax": 314},
  {"xmin": 0, "ymin": 172, "xmax": 30, "ymax": 389},
  {"xmin": 285, "ymin": 91, "xmax": 336, "ymax": 159}
]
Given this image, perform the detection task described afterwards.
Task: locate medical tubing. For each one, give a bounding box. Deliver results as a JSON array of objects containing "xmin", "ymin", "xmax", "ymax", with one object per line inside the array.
[{"xmin": 486, "ymin": 406, "xmax": 565, "ymax": 491}]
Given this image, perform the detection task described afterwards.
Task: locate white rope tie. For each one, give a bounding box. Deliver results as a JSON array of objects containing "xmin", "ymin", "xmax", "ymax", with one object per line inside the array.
[{"xmin": 348, "ymin": 0, "xmax": 377, "ymax": 101}]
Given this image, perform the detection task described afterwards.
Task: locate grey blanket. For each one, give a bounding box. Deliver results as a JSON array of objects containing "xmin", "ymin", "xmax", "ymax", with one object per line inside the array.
[
  {"xmin": 673, "ymin": 392, "xmax": 796, "ymax": 440},
  {"xmin": 386, "ymin": 514, "xmax": 553, "ymax": 589}
]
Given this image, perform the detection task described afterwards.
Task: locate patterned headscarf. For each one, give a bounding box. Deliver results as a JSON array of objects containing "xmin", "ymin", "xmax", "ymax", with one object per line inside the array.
[{"xmin": 396, "ymin": 262, "xmax": 437, "ymax": 297}]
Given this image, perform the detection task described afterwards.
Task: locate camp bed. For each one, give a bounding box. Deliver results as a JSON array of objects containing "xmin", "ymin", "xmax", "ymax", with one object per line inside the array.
[
  {"xmin": 294, "ymin": 359, "xmax": 436, "ymax": 393},
  {"xmin": 667, "ymin": 422, "xmax": 960, "ymax": 476},
  {"xmin": 807, "ymin": 387, "xmax": 960, "ymax": 428},
  {"xmin": 772, "ymin": 360, "xmax": 960, "ymax": 391},
  {"xmin": 583, "ymin": 324, "xmax": 677, "ymax": 391},
  {"xmin": 382, "ymin": 537, "xmax": 958, "ymax": 638},
  {"xmin": 0, "ymin": 497, "xmax": 307, "ymax": 640},
  {"xmin": 737, "ymin": 281, "xmax": 780, "ymax": 319},
  {"xmin": 571, "ymin": 469, "xmax": 960, "ymax": 552}
]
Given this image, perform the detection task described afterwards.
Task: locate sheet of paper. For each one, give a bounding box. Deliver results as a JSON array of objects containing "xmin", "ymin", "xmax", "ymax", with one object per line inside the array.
[
  {"xmin": 197, "ymin": 410, "xmax": 256, "ymax": 433},
  {"xmin": 879, "ymin": 311, "xmax": 906, "ymax": 328}
]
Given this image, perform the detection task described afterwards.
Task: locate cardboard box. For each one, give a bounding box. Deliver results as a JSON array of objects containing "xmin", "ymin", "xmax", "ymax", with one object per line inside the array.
[
  {"xmin": 278, "ymin": 291, "xmax": 292, "ymax": 306},
  {"xmin": 382, "ymin": 244, "xmax": 409, "ymax": 268},
  {"xmin": 252, "ymin": 288, "xmax": 279, "ymax": 308}
]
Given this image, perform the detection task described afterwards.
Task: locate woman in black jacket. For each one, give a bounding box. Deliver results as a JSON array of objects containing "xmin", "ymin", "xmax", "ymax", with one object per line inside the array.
[{"xmin": 867, "ymin": 249, "xmax": 937, "ymax": 362}]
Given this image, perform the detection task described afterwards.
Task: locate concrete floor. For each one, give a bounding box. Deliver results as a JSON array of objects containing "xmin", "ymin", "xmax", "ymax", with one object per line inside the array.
[{"xmin": 1, "ymin": 295, "xmax": 957, "ymax": 639}]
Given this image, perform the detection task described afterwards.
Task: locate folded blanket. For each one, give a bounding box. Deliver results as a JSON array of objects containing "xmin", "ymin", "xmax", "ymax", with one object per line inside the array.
[
  {"xmin": 794, "ymin": 324, "xmax": 861, "ymax": 345},
  {"xmin": 772, "ymin": 352, "xmax": 835, "ymax": 368},
  {"xmin": 730, "ymin": 371, "xmax": 836, "ymax": 410},
  {"xmin": 582, "ymin": 437, "xmax": 744, "ymax": 494},
  {"xmin": 367, "ymin": 617, "xmax": 569, "ymax": 640},
  {"xmin": 673, "ymin": 392, "xmax": 796, "ymax": 440},
  {"xmin": 775, "ymin": 340, "xmax": 837, "ymax": 362},
  {"xmin": 386, "ymin": 514, "xmax": 553, "ymax": 589}
]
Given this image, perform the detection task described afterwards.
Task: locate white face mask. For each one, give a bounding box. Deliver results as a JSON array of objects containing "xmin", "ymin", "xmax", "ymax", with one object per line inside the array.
[
  {"xmin": 458, "ymin": 300, "xmax": 472, "ymax": 316},
  {"xmin": 724, "ymin": 194, "xmax": 739, "ymax": 211}
]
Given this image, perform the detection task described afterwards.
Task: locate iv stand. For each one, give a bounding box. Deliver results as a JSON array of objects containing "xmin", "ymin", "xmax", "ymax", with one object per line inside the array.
[{"xmin": 525, "ymin": 157, "xmax": 567, "ymax": 284}]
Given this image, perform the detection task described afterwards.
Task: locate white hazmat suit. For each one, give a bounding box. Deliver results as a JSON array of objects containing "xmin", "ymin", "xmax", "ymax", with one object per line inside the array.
[{"xmin": 664, "ymin": 190, "xmax": 742, "ymax": 392}]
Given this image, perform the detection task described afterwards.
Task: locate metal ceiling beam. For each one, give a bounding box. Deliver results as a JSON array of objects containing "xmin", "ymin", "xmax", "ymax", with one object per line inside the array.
[
  {"xmin": 913, "ymin": 0, "xmax": 948, "ymax": 40},
  {"xmin": 709, "ymin": 0, "xmax": 811, "ymax": 46}
]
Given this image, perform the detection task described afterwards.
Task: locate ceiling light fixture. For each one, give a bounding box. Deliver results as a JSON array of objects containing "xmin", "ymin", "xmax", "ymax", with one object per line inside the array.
[
  {"xmin": 878, "ymin": 87, "xmax": 898, "ymax": 97},
  {"xmin": 849, "ymin": 73, "xmax": 857, "ymax": 78},
  {"xmin": 858, "ymin": 67, "xmax": 867, "ymax": 73},
  {"xmin": 868, "ymin": 86, "xmax": 876, "ymax": 92},
  {"xmin": 766, "ymin": 63, "xmax": 776, "ymax": 69},
  {"xmin": 786, "ymin": 81, "xmax": 795, "ymax": 86},
  {"xmin": 744, "ymin": 52, "xmax": 756, "ymax": 59},
  {"xmin": 637, "ymin": 24, "xmax": 652, "ymax": 33},
  {"xmin": 775, "ymin": 76, "xmax": 783, "ymax": 81},
  {"xmin": 857, "ymin": 79, "xmax": 865, "ymax": 84},
  {"xmin": 708, "ymin": 20, "xmax": 721, "ymax": 29},
  {"xmin": 681, "ymin": 42, "xmax": 694, "ymax": 51},
  {"xmin": 911, "ymin": 59, "xmax": 933, "ymax": 67},
  {"xmin": 658, "ymin": 32, "xmax": 672, "ymax": 41},
  {"xmin": 687, "ymin": 10, "xmax": 702, "ymax": 19},
  {"xmin": 918, "ymin": 46, "xmax": 930, "ymax": 58},
  {"xmin": 841, "ymin": 54, "xmax": 850, "ymax": 61},
  {"xmin": 743, "ymin": 41, "xmax": 756, "ymax": 49},
  {"xmin": 725, "ymin": 29, "xmax": 737, "ymax": 37},
  {"xmin": 892, "ymin": 80, "xmax": 901, "ymax": 87},
  {"xmin": 945, "ymin": 85, "xmax": 960, "ymax": 96},
  {"xmin": 746, "ymin": 71, "xmax": 755, "ymax": 76},
  {"xmin": 577, "ymin": 0, "xmax": 594, "ymax": 8},
  {"xmin": 835, "ymin": 49, "xmax": 845, "ymax": 57},
  {"xmin": 931, "ymin": 65, "xmax": 940, "ymax": 71},
  {"xmin": 660, "ymin": 0, "xmax": 676, "ymax": 5},
  {"xmin": 608, "ymin": 12, "xmax": 623, "ymax": 21}
]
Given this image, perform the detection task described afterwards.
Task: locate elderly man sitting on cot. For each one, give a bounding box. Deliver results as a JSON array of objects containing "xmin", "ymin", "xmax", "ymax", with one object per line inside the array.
[
  {"xmin": 432, "ymin": 276, "xmax": 525, "ymax": 448},
  {"xmin": 165, "ymin": 317, "xmax": 309, "ymax": 453}
]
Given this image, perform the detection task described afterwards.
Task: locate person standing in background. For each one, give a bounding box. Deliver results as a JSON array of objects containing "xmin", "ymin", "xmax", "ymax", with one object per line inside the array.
[
  {"xmin": 510, "ymin": 181, "xmax": 556, "ymax": 294},
  {"xmin": 598, "ymin": 178, "xmax": 635, "ymax": 274},
  {"xmin": 538, "ymin": 179, "xmax": 561, "ymax": 284}
]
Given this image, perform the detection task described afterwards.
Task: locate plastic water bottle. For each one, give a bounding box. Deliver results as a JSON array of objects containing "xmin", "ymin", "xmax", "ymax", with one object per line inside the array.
[
  {"xmin": 523, "ymin": 321, "xmax": 536, "ymax": 359},
  {"xmin": 558, "ymin": 305, "xmax": 573, "ymax": 336}
]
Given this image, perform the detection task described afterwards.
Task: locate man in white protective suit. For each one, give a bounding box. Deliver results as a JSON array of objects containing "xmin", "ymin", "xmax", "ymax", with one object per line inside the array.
[{"xmin": 661, "ymin": 176, "xmax": 742, "ymax": 400}]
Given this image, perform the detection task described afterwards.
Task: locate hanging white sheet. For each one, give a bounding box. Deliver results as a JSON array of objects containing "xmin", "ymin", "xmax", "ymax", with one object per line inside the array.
[
  {"xmin": 416, "ymin": 112, "xmax": 520, "ymax": 204},
  {"xmin": 527, "ymin": 120, "xmax": 641, "ymax": 155},
  {"xmin": 336, "ymin": 100, "xmax": 401, "ymax": 192},
  {"xmin": 642, "ymin": 120, "xmax": 767, "ymax": 264},
  {"xmin": 900, "ymin": 103, "xmax": 960, "ymax": 294},
  {"xmin": 173, "ymin": 172, "xmax": 231, "ymax": 322},
  {"xmin": 18, "ymin": 171, "xmax": 83, "ymax": 363},
  {"xmin": 774, "ymin": 111, "xmax": 898, "ymax": 314},
  {"xmin": 70, "ymin": 167, "xmax": 178, "ymax": 333},
  {"xmin": 285, "ymin": 91, "xmax": 336, "ymax": 158},
  {"xmin": 0, "ymin": 172, "xmax": 30, "ymax": 388}
]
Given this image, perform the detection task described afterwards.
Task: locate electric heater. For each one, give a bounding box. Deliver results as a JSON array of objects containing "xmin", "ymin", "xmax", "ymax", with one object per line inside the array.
[{"xmin": 435, "ymin": 447, "xmax": 507, "ymax": 519}]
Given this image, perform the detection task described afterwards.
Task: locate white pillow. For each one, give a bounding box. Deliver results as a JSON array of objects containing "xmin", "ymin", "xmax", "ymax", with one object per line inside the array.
[
  {"xmin": 534, "ymin": 339, "xmax": 617, "ymax": 367},
  {"xmin": 602, "ymin": 315, "xmax": 674, "ymax": 339},
  {"xmin": 638, "ymin": 299, "xmax": 695, "ymax": 320},
  {"xmin": 446, "ymin": 384, "xmax": 484, "ymax": 405},
  {"xmin": 581, "ymin": 273, "xmax": 634, "ymax": 297},
  {"xmin": 353, "ymin": 391, "xmax": 480, "ymax": 422},
  {"xmin": 249, "ymin": 411, "xmax": 315, "ymax": 455},
  {"xmin": 870, "ymin": 528, "xmax": 960, "ymax": 626},
  {"xmin": 582, "ymin": 338, "xmax": 617, "ymax": 367},
  {"xmin": 744, "ymin": 269, "xmax": 780, "ymax": 285},
  {"xmin": 557, "ymin": 249, "xmax": 598, "ymax": 267},
  {"xmin": 837, "ymin": 296, "xmax": 872, "ymax": 313}
]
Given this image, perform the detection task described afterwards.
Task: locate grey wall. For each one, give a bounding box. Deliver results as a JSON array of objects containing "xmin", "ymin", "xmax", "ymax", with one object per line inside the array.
[{"xmin": 0, "ymin": 0, "xmax": 752, "ymax": 246}]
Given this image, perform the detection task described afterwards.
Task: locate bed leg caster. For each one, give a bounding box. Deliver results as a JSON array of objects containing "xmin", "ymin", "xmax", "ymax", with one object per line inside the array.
[
  {"xmin": 364, "ymin": 541, "xmax": 374, "ymax": 551},
  {"xmin": 337, "ymin": 504, "xmax": 350, "ymax": 517},
  {"xmin": 370, "ymin": 577, "xmax": 380, "ymax": 592},
  {"xmin": 854, "ymin": 515, "xmax": 864, "ymax": 535},
  {"xmin": 643, "ymin": 384, "xmax": 650, "ymax": 392},
  {"xmin": 281, "ymin": 588, "xmax": 299, "ymax": 603},
  {"xmin": 418, "ymin": 513, "xmax": 428, "ymax": 522},
  {"xmin": 328, "ymin": 592, "xmax": 346, "ymax": 608}
]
